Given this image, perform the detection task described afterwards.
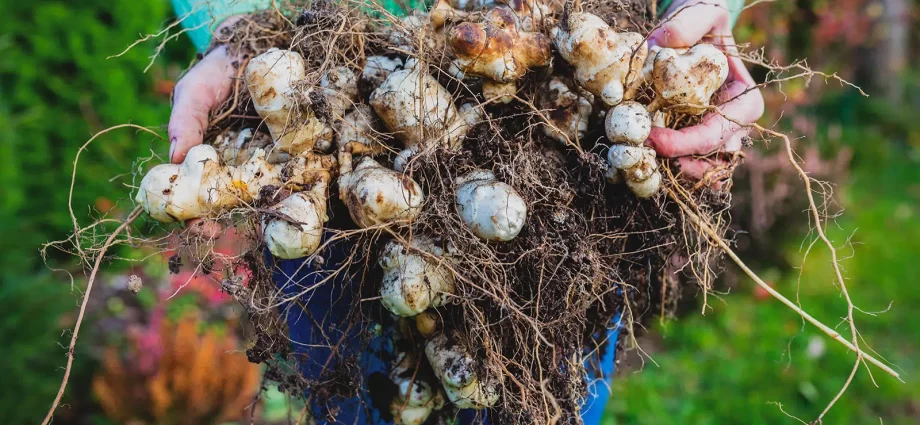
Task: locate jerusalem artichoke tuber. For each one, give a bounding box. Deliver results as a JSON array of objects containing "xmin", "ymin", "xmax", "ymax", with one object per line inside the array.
[
  {"xmin": 338, "ymin": 144, "xmax": 423, "ymax": 228},
  {"xmin": 370, "ymin": 60, "xmax": 482, "ymax": 152},
  {"xmin": 648, "ymin": 44, "xmax": 729, "ymax": 114},
  {"xmin": 553, "ymin": 12, "xmax": 647, "ymax": 107},
  {"xmin": 448, "ymin": 6, "xmax": 551, "ymax": 84},
  {"xmin": 262, "ymin": 183, "xmax": 329, "ymax": 259},
  {"xmin": 425, "ymin": 330, "xmax": 502, "ymax": 409},
  {"xmin": 540, "ymin": 77, "xmax": 594, "ymax": 145},
  {"xmin": 605, "ymin": 101, "xmax": 652, "ymax": 145},
  {"xmin": 135, "ymin": 144, "xmax": 335, "ymax": 223},
  {"xmin": 379, "ymin": 236, "xmax": 456, "ymax": 317},
  {"xmin": 388, "ymin": 350, "xmax": 446, "ymax": 425},
  {"xmin": 244, "ymin": 48, "xmax": 332, "ymax": 155},
  {"xmin": 455, "ymin": 170, "xmax": 527, "ymax": 241}
]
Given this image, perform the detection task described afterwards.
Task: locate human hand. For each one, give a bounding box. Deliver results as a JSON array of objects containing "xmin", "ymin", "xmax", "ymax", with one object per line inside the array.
[
  {"xmin": 645, "ymin": 0, "xmax": 764, "ymax": 187},
  {"xmin": 168, "ymin": 45, "xmax": 238, "ymax": 164},
  {"xmin": 168, "ymin": 18, "xmax": 243, "ymax": 234}
]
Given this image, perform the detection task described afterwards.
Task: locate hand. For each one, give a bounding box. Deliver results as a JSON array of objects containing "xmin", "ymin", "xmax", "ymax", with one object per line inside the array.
[
  {"xmin": 168, "ymin": 45, "xmax": 237, "ymax": 163},
  {"xmin": 168, "ymin": 18, "xmax": 244, "ymax": 235},
  {"xmin": 645, "ymin": 0, "xmax": 764, "ymax": 187}
]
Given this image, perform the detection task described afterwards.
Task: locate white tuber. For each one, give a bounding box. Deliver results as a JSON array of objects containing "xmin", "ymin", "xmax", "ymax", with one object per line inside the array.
[
  {"xmin": 135, "ymin": 144, "xmax": 335, "ymax": 223},
  {"xmin": 606, "ymin": 145, "xmax": 653, "ymax": 170},
  {"xmin": 648, "ymin": 43, "xmax": 729, "ymax": 114},
  {"xmin": 136, "ymin": 144, "xmax": 217, "ymax": 222},
  {"xmin": 606, "ymin": 146, "xmax": 661, "ymax": 198},
  {"xmin": 320, "ymin": 65, "xmax": 359, "ymax": 120},
  {"xmin": 621, "ymin": 149, "xmax": 659, "ymax": 182},
  {"xmin": 212, "ymin": 128, "xmax": 285, "ymax": 166},
  {"xmin": 388, "ymin": 350, "xmax": 446, "ymax": 425},
  {"xmin": 388, "ymin": 14, "xmax": 444, "ymax": 54},
  {"xmin": 552, "ymin": 12, "xmax": 648, "ymax": 107},
  {"xmin": 336, "ymin": 104, "xmax": 386, "ymax": 154},
  {"xmin": 625, "ymin": 169, "xmax": 661, "ymax": 198},
  {"xmin": 262, "ymin": 184, "xmax": 328, "ymax": 259},
  {"xmin": 370, "ymin": 60, "xmax": 482, "ymax": 150},
  {"xmin": 425, "ymin": 330, "xmax": 501, "ymax": 409},
  {"xmin": 540, "ymin": 76, "xmax": 593, "ymax": 144},
  {"xmin": 379, "ymin": 236, "xmax": 456, "ymax": 317},
  {"xmin": 338, "ymin": 145, "xmax": 423, "ymax": 228},
  {"xmin": 604, "ymin": 101, "xmax": 651, "ymax": 145},
  {"xmin": 361, "ymin": 56, "xmax": 405, "ymax": 90},
  {"xmin": 455, "ymin": 170, "xmax": 527, "ymax": 241},
  {"xmin": 482, "ymin": 80, "xmax": 517, "ymax": 104},
  {"xmin": 448, "ymin": 7, "xmax": 551, "ymax": 84},
  {"xmin": 244, "ymin": 48, "xmax": 331, "ymax": 155},
  {"xmin": 606, "ymin": 144, "xmax": 661, "ymax": 198},
  {"xmin": 393, "ymin": 145, "xmax": 419, "ymax": 173},
  {"xmin": 497, "ymin": 0, "xmax": 559, "ymax": 32}
]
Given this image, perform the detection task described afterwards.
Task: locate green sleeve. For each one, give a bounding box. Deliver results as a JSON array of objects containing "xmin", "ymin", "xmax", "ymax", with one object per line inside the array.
[
  {"xmin": 172, "ymin": 0, "xmax": 421, "ymax": 52},
  {"xmin": 171, "ymin": 0, "xmax": 274, "ymax": 52},
  {"xmin": 657, "ymin": 0, "xmax": 745, "ymax": 28}
]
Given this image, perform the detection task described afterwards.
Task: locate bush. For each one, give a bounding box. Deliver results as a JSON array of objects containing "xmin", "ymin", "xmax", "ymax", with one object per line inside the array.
[
  {"xmin": 0, "ymin": 0, "xmax": 192, "ymax": 275},
  {"xmin": 0, "ymin": 1, "xmax": 192, "ymax": 422}
]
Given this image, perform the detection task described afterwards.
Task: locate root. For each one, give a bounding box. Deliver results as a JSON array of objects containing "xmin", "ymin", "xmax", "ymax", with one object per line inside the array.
[
  {"xmin": 40, "ymin": 206, "xmax": 144, "ymax": 425},
  {"xmin": 665, "ymin": 182, "xmax": 899, "ymax": 381}
]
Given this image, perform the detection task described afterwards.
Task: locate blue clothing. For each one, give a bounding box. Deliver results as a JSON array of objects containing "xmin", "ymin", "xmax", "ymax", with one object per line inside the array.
[{"xmin": 272, "ymin": 234, "xmax": 622, "ymax": 424}]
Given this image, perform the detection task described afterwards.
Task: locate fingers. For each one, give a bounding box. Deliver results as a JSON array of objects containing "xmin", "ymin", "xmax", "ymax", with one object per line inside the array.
[
  {"xmin": 647, "ymin": 58, "xmax": 763, "ymax": 157},
  {"xmin": 649, "ymin": 0, "xmax": 731, "ymax": 48},
  {"xmin": 675, "ymin": 156, "xmax": 733, "ymax": 190},
  {"xmin": 168, "ymin": 46, "xmax": 237, "ymax": 164}
]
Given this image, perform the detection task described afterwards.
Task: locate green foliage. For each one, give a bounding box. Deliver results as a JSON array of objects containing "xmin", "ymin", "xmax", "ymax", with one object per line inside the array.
[
  {"xmin": 0, "ymin": 274, "xmax": 88, "ymax": 424},
  {"xmin": 0, "ymin": 1, "xmax": 193, "ymax": 422},
  {"xmin": 0, "ymin": 0, "xmax": 193, "ymax": 276},
  {"xmin": 606, "ymin": 102, "xmax": 920, "ymax": 424}
]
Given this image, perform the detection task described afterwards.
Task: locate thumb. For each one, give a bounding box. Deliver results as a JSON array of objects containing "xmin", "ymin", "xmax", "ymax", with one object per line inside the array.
[
  {"xmin": 168, "ymin": 46, "xmax": 237, "ymax": 164},
  {"xmin": 649, "ymin": 0, "xmax": 731, "ymax": 48}
]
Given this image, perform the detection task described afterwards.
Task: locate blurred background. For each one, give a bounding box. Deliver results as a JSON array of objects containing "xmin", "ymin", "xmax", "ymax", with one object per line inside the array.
[{"xmin": 0, "ymin": 0, "xmax": 917, "ymax": 424}]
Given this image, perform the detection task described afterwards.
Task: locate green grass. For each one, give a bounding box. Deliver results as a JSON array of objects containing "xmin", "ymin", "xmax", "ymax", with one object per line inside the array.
[{"xmin": 606, "ymin": 129, "xmax": 920, "ymax": 424}]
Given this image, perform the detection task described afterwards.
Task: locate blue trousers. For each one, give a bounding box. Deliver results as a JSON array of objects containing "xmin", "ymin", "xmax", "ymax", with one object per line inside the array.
[{"xmin": 271, "ymin": 237, "xmax": 619, "ymax": 425}]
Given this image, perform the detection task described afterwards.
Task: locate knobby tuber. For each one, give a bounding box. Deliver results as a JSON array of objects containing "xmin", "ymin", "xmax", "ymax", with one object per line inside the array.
[
  {"xmin": 361, "ymin": 56, "xmax": 405, "ymax": 91},
  {"xmin": 448, "ymin": 6, "xmax": 551, "ymax": 102},
  {"xmin": 336, "ymin": 104, "xmax": 386, "ymax": 154},
  {"xmin": 455, "ymin": 170, "xmax": 528, "ymax": 241},
  {"xmin": 379, "ymin": 236, "xmax": 456, "ymax": 317},
  {"xmin": 338, "ymin": 144, "xmax": 423, "ymax": 228},
  {"xmin": 262, "ymin": 183, "xmax": 329, "ymax": 259},
  {"xmin": 425, "ymin": 330, "xmax": 502, "ymax": 409},
  {"xmin": 244, "ymin": 48, "xmax": 332, "ymax": 155},
  {"xmin": 605, "ymin": 101, "xmax": 651, "ymax": 146},
  {"xmin": 540, "ymin": 76, "xmax": 594, "ymax": 144},
  {"xmin": 388, "ymin": 349, "xmax": 446, "ymax": 425},
  {"xmin": 647, "ymin": 44, "xmax": 729, "ymax": 114},
  {"xmin": 604, "ymin": 102, "xmax": 660, "ymax": 197},
  {"xmin": 552, "ymin": 11, "xmax": 647, "ymax": 107},
  {"xmin": 135, "ymin": 144, "xmax": 334, "ymax": 222},
  {"xmin": 370, "ymin": 60, "xmax": 483, "ymax": 157}
]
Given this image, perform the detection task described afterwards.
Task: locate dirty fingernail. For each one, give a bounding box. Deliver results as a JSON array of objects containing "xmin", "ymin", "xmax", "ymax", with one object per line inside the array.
[{"xmin": 169, "ymin": 138, "xmax": 177, "ymax": 162}]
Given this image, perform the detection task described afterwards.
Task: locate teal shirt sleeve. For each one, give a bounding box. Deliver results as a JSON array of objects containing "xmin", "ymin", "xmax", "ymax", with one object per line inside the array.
[
  {"xmin": 171, "ymin": 0, "xmax": 274, "ymax": 52},
  {"xmin": 657, "ymin": 0, "xmax": 745, "ymax": 28}
]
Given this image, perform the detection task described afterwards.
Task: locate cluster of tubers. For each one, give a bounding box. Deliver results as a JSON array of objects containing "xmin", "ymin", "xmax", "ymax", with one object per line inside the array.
[{"xmin": 133, "ymin": 2, "xmax": 731, "ymax": 418}]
